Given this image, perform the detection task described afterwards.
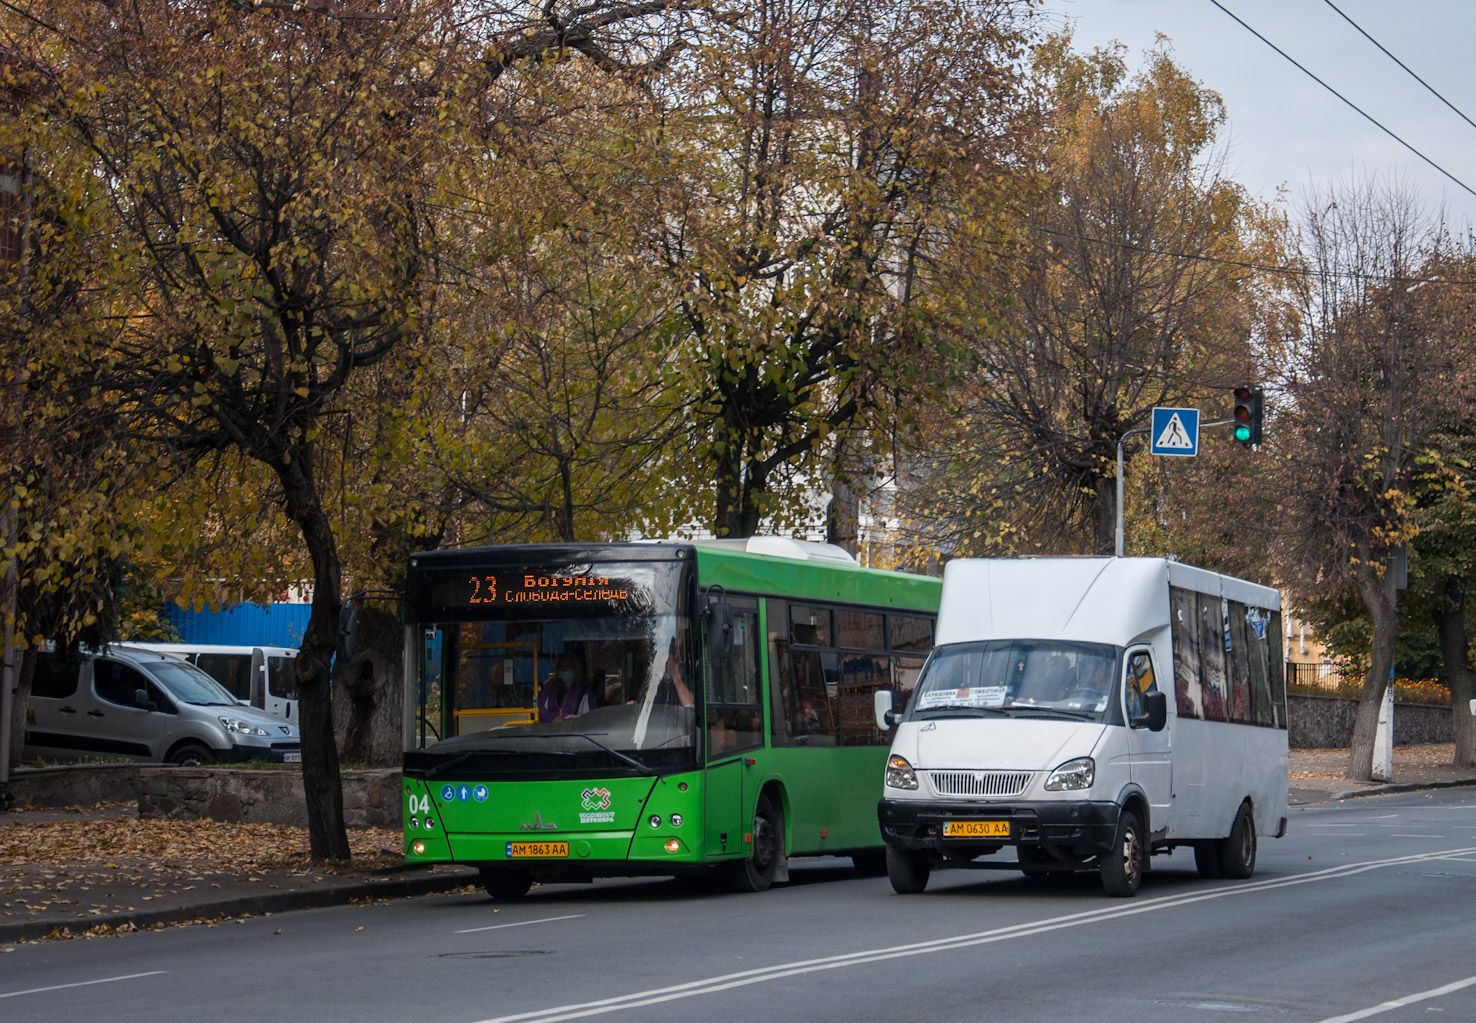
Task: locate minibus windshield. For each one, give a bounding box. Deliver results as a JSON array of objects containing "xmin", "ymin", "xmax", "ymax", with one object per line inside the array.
[{"xmin": 910, "ymin": 640, "xmax": 1120, "ymax": 721}]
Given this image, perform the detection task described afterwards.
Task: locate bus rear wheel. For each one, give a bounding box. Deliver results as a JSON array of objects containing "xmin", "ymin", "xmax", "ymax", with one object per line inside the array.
[
  {"xmin": 480, "ymin": 867, "xmax": 533, "ymax": 901},
  {"xmin": 885, "ymin": 846, "xmax": 931, "ymax": 894},
  {"xmin": 725, "ymin": 793, "xmax": 783, "ymax": 892}
]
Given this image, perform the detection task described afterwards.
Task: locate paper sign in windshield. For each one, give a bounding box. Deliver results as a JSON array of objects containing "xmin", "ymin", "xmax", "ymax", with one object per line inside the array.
[{"xmin": 919, "ymin": 686, "xmax": 1007, "ymax": 709}]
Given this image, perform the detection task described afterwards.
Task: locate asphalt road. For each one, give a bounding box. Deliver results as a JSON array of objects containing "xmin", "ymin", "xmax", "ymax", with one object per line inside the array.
[{"xmin": 4, "ymin": 789, "xmax": 1476, "ymax": 1023}]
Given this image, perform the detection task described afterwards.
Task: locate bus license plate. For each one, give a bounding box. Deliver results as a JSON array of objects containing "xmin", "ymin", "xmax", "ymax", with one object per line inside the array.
[
  {"xmin": 506, "ymin": 841, "xmax": 568, "ymax": 858},
  {"xmin": 943, "ymin": 820, "xmax": 1009, "ymax": 838}
]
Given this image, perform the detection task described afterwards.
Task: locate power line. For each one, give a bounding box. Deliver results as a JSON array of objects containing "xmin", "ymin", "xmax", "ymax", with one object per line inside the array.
[
  {"xmin": 1208, "ymin": 0, "xmax": 1476, "ymax": 202},
  {"xmin": 1321, "ymin": 0, "xmax": 1476, "ymax": 136}
]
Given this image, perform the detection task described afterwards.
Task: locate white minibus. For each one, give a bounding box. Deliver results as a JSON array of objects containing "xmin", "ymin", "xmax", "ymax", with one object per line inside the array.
[
  {"xmin": 874, "ymin": 557, "xmax": 1288, "ymax": 897},
  {"xmin": 129, "ymin": 643, "xmax": 299, "ymax": 723}
]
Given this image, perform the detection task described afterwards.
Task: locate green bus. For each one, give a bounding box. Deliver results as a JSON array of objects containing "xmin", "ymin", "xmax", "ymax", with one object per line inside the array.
[{"xmin": 400, "ymin": 538, "xmax": 941, "ymax": 899}]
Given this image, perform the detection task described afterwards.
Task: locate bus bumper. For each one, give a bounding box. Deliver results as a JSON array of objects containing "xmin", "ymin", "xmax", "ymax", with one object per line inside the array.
[{"xmin": 878, "ymin": 798, "xmax": 1120, "ymax": 856}]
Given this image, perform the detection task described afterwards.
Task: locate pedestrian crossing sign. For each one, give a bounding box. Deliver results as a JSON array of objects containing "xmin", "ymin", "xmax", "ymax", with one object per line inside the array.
[{"xmin": 1150, "ymin": 407, "xmax": 1199, "ymax": 457}]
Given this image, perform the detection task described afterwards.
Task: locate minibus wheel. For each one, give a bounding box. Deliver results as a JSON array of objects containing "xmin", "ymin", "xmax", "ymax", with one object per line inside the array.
[
  {"xmin": 885, "ymin": 846, "xmax": 931, "ymax": 894},
  {"xmin": 1217, "ymin": 802, "xmax": 1257, "ymax": 879},
  {"xmin": 480, "ymin": 867, "xmax": 533, "ymax": 901},
  {"xmin": 1099, "ymin": 810, "xmax": 1143, "ymax": 897}
]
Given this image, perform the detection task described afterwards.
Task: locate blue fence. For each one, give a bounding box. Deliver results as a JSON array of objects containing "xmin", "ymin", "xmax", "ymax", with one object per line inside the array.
[{"xmin": 164, "ymin": 602, "xmax": 311, "ymax": 649}]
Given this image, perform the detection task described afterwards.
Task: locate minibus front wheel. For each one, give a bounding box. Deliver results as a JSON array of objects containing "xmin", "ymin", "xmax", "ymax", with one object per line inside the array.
[
  {"xmin": 1099, "ymin": 810, "xmax": 1144, "ymax": 897},
  {"xmin": 886, "ymin": 846, "xmax": 931, "ymax": 894}
]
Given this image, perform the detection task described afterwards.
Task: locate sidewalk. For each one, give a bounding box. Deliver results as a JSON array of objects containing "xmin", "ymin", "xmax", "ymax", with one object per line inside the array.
[
  {"xmin": 1290, "ymin": 743, "xmax": 1476, "ymax": 804},
  {"xmin": 0, "ymin": 804, "xmax": 478, "ymax": 945}
]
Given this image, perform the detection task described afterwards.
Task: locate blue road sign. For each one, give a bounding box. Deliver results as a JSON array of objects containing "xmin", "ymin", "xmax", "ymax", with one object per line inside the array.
[{"xmin": 1150, "ymin": 407, "xmax": 1200, "ymax": 457}]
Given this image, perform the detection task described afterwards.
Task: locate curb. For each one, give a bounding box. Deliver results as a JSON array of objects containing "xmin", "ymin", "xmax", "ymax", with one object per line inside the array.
[
  {"xmin": 0, "ymin": 868, "xmax": 479, "ymax": 944},
  {"xmin": 1331, "ymin": 777, "xmax": 1476, "ymax": 802}
]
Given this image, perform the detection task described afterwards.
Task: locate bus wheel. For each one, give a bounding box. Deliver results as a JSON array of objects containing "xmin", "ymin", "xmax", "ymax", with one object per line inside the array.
[
  {"xmin": 480, "ymin": 868, "xmax": 533, "ymax": 901},
  {"xmin": 1099, "ymin": 810, "xmax": 1143, "ymax": 897},
  {"xmin": 169, "ymin": 743, "xmax": 214, "ymax": 767},
  {"xmin": 1217, "ymin": 803, "xmax": 1257, "ymax": 879},
  {"xmin": 885, "ymin": 846, "xmax": 931, "ymax": 894},
  {"xmin": 726, "ymin": 793, "xmax": 783, "ymax": 892},
  {"xmin": 851, "ymin": 850, "xmax": 888, "ymax": 876}
]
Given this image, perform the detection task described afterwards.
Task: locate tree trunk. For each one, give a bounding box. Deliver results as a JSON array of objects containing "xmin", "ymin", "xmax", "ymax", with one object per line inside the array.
[
  {"xmin": 273, "ymin": 451, "xmax": 351, "ymax": 862},
  {"xmin": 332, "ymin": 605, "xmax": 404, "ymax": 768},
  {"xmin": 4, "ymin": 648, "xmax": 34, "ymax": 775},
  {"xmin": 827, "ymin": 474, "xmax": 859, "ymax": 556},
  {"xmin": 1348, "ymin": 559, "xmax": 1399, "ymax": 781},
  {"xmin": 1432, "ymin": 573, "xmax": 1476, "ymax": 768}
]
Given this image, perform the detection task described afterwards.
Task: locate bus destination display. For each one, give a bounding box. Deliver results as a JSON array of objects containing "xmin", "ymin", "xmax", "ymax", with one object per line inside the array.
[{"xmin": 430, "ymin": 569, "xmax": 636, "ymax": 609}]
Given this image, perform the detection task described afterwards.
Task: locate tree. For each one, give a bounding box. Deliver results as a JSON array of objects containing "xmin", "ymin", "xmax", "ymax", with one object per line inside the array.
[
  {"xmin": 647, "ymin": 0, "xmax": 1039, "ymax": 537},
  {"xmin": 913, "ymin": 36, "xmax": 1272, "ymax": 558},
  {"xmin": 1275, "ymin": 177, "xmax": 1476, "ymax": 781}
]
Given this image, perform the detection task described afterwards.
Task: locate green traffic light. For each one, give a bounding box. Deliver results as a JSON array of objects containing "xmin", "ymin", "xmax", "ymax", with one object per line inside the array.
[{"xmin": 1234, "ymin": 424, "xmax": 1252, "ymax": 442}]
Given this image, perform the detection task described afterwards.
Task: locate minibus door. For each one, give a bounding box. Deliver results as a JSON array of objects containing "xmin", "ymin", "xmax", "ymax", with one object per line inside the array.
[{"xmin": 1124, "ymin": 649, "xmax": 1172, "ymax": 831}]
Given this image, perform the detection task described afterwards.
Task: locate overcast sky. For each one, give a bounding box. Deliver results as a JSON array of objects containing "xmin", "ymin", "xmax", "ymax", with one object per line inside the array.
[{"xmin": 1043, "ymin": 0, "xmax": 1476, "ymax": 229}]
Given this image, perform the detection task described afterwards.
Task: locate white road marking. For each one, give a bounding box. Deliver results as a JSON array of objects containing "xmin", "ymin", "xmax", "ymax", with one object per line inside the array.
[
  {"xmin": 457, "ymin": 914, "xmax": 586, "ymax": 934},
  {"xmin": 0, "ymin": 971, "xmax": 167, "ymax": 1000},
  {"xmin": 1316, "ymin": 972, "xmax": 1476, "ymax": 1022},
  {"xmin": 1388, "ymin": 834, "xmax": 1444, "ymax": 838},
  {"xmin": 470, "ymin": 846, "xmax": 1476, "ymax": 1023},
  {"xmin": 1307, "ymin": 824, "xmax": 1361, "ymax": 827}
]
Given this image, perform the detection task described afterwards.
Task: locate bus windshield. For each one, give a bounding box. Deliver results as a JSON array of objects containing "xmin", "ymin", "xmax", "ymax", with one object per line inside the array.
[
  {"xmin": 409, "ymin": 558, "xmax": 695, "ymax": 775},
  {"xmin": 910, "ymin": 640, "xmax": 1120, "ymax": 722}
]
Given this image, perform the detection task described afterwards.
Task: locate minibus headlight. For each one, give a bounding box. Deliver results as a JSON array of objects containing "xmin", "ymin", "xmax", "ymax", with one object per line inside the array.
[
  {"xmin": 885, "ymin": 754, "xmax": 918, "ymax": 790},
  {"xmin": 218, "ymin": 716, "xmax": 270, "ymax": 737},
  {"xmin": 1044, "ymin": 757, "xmax": 1095, "ymax": 791}
]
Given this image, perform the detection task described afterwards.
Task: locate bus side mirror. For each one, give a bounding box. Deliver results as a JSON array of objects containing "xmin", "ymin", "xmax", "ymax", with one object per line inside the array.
[
  {"xmin": 706, "ymin": 597, "xmax": 733, "ymax": 667},
  {"xmin": 1136, "ymin": 690, "xmax": 1167, "ymax": 732},
  {"xmin": 874, "ymin": 690, "xmax": 900, "ymax": 731}
]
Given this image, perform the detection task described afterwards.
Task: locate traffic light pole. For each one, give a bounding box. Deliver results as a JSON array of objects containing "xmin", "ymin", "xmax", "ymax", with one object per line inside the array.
[{"xmin": 1115, "ymin": 416, "xmax": 1237, "ymax": 558}]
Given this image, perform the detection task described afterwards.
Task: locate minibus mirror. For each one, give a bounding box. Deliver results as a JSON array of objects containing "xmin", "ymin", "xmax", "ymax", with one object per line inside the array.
[
  {"xmin": 874, "ymin": 689, "xmax": 897, "ymax": 731},
  {"xmin": 1142, "ymin": 690, "xmax": 1167, "ymax": 732},
  {"xmin": 706, "ymin": 595, "xmax": 733, "ymax": 667},
  {"xmin": 134, "ymin": 688, "xmax": 158, "ymax": 713}
]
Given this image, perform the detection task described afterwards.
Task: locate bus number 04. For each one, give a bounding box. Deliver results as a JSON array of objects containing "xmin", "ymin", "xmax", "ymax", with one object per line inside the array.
[{"xmin": 409, "ymin": 793, "xmax": 431, "ymax": 816}]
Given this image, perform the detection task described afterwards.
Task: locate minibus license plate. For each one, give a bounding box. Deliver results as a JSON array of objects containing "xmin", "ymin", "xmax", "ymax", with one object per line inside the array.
[
  {"xmin": 943, "ymin": 820, "xmax": 1009, "ymax": 838},
  {"xmin": 506, "ymin": 841, "xmax": 569, "ymax": 858}
]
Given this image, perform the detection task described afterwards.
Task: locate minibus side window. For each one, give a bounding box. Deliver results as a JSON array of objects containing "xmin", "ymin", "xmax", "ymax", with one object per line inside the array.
[
  {"xmin": 1170, "ymin": 587, "xmax": 1202, "ymax": 720},
  {"xmin": 1196, "ymin": 594, "xmax": 1229, "ymax": 722}
]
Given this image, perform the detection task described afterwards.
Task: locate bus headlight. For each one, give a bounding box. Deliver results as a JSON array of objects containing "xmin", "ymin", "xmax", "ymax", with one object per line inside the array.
[
  {"xmin": 885, "ymin": 754, "xmax": 918, "ymax": 790},
  {"xmin": 1044, "ymin": 757, "xmax": 1095, "ymax": 791}
]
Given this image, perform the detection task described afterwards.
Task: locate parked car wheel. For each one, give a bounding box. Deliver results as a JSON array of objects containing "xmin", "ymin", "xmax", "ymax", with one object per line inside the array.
[{"xmin": 169, "ymin": 743, "xmax": 215, "ymax": 767}]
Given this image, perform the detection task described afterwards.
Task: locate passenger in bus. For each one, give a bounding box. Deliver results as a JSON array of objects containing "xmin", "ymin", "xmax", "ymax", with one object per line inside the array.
[
  {"xmin": 538, "ymin": 653, "xmax": 594, "ymax": 722},
  {"xmin": 660, "ymin": 638, "xmax": 694, "ymax": 707}
]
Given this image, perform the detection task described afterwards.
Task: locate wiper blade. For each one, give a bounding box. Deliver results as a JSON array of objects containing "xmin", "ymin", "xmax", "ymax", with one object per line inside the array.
[
  {"xmin": 527, "ymin": 732, "xmax": 655, "ymax": 775},
  {"xmin": 1015, "ymin": 708, "xmax": 1096, "ymax": 721},
  {"xmin": 917, "ymin": 706, "xmax": 1010, "ymax": 717}
]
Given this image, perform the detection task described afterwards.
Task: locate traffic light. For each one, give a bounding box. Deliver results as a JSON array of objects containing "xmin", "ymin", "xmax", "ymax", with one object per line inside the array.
[{"xmin": 1232, "ymin": 386, "xmax": 1263, "ymax": 446}]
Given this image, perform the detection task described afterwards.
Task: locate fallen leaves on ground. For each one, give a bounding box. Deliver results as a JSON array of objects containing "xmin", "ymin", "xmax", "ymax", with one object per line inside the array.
[{"xmin": 0, "ymin": 809, "xmax": 402, "ymax": 874}]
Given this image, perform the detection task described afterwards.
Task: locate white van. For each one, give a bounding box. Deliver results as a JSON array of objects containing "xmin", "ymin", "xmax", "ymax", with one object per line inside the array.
[
  {"xmin": 128, "ymin": 643, "xmax": 299, "ymax": 723},
  {"xmin": 874, "ymin": 557, "xmax": 1288, "ymax": 897},
  {"xmin": 24, "ymin": 644, "xmax": 301, "ymax": 765}
]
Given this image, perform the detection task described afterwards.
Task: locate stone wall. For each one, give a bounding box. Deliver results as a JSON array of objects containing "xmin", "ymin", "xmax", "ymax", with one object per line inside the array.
[
  {"xmin": 136, "ymin": 767, "xmax": 402, "ymax": 828},
  {"xmin": 9, "ymin": 764, "xmax": 140, "ymax": 808},
  {"xmin": 1288, "ymin": 693, "xmax": 1453, "ymax": 749}
]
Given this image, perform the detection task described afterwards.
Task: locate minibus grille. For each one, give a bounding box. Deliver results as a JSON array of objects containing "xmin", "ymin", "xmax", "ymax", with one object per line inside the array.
[{"xmin": 929, "ymin": 771, "xmax": 1034, "ymax": 797}]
